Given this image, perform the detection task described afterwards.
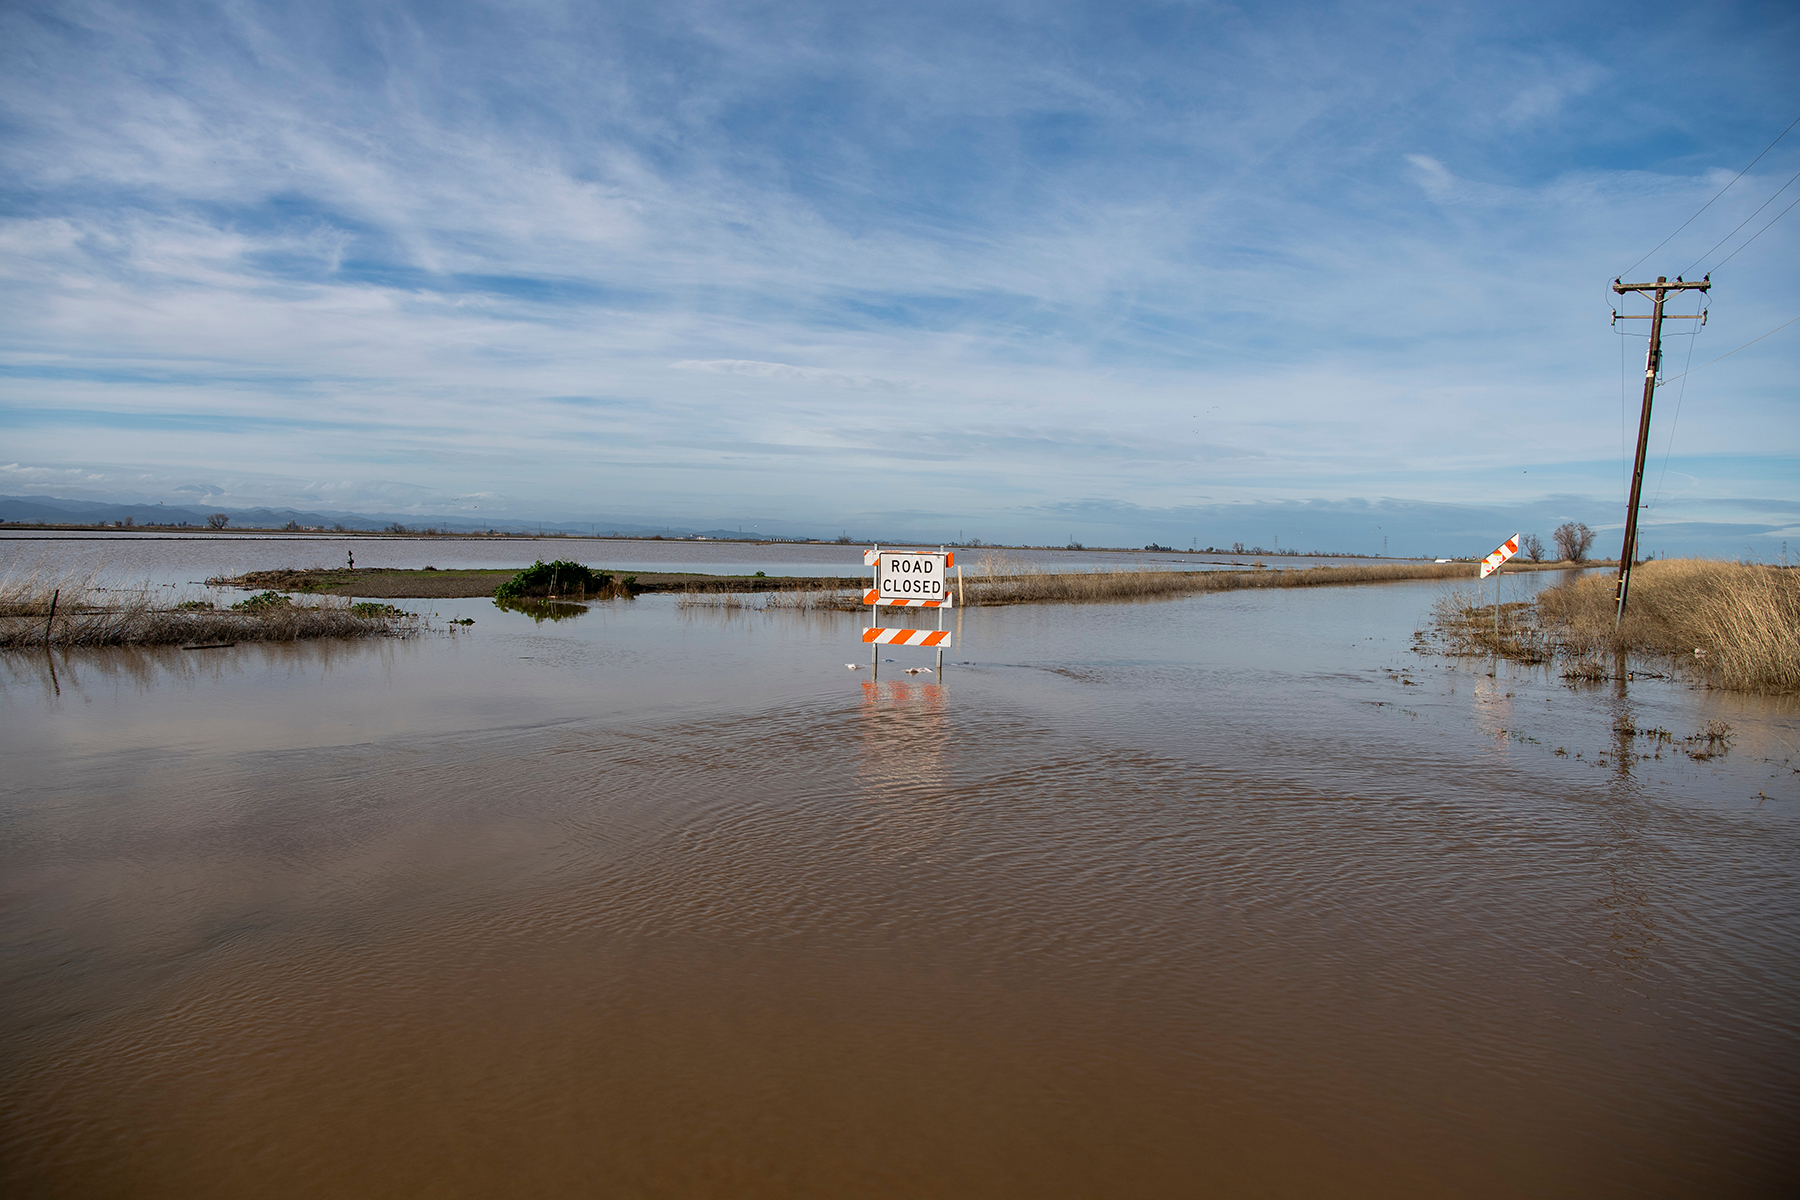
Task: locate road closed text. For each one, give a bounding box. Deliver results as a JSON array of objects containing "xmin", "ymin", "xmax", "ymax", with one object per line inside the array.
[{"xmin": 877, "ymin": 554, "xmax": 950, "ymax": 603}]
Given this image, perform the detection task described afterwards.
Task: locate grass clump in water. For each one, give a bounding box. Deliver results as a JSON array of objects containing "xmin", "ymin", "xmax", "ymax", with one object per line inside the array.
[
  {"xmin": 1429, "ymin": 559, "xmax": 1798, "ymax": 693},
  {"xmin": 0, "ymin": 568, "xmax": 421, "ymax": 649},
  {"xmin": 351, "ymin": 601, "xmax": 411, "ymax": 618},
  {"xmin": 231, "ymin": 591, "xmax": 292, "ymax": 612},
  {"xmin": 1428, "ymin": 591, "xmax": 1551, "ymax": 663},
  {"xmin": 679, "ymin": 584, "xmax": 861, "ymax": 612}
]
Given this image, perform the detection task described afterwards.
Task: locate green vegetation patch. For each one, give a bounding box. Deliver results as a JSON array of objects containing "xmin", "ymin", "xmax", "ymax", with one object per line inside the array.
[
  {"xmin": 494, "ymin": 559, "xmax": 626, "ymax": 600},
  {"xmin": 231, "ymin": 591, "xmax": 292, "ymax": 613},
  {"xmin": 351, "ymin": 601, "xmax": 411, "ymax": 618}
]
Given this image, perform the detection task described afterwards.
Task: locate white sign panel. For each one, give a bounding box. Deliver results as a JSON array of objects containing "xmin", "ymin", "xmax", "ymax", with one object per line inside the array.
[{"xmin": 878, "ymin": 553, "xmax": 951, "ymax": 604}]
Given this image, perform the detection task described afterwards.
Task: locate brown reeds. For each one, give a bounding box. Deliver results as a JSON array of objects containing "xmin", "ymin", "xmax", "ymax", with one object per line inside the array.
[
  {"xmin": 0, "ymin": 571, "xmax": 421, "ymax": 649},
  {"xmin": 1535, "ymin": 559, "xmax": 1799, "ymax": 692},
  {"xmin": 1428, "ymin": 560, "xmax": 1798, "ymax": 693},
  {"xmin": 673, "ymin": 560, "xmax": 1487, "ymax": 614},
  {"xmin": 1428, "ymin": 589, "xmax": 1551, "ymax": 663},
  {"xmin": 962, "ymin": 554, "xmax": 1485, "ymax": 607},
  {"xmin": 677, "ymin": 586, "xmax": 862, "ymax": 612}
]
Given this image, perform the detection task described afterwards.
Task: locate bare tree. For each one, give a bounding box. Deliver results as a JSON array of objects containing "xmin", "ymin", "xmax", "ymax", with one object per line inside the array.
[
  {"xmin": 1552, "ymin": 521, "xmax": 1594, "ymax": 563},
  {"xmin": 206, "ymin": 512, "xmax": 230, "ymax": 530},
  {"xmin": 1520, "ymin": 533, "xmax": 1545, "ymax": 562}
]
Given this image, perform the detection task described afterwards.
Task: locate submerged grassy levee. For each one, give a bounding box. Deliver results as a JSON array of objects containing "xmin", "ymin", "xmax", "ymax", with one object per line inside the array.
[
  {"xmin": 211, "ymin": 567, "xmax": 868, "ymax": 598},
  {"xmin": 1429, "ymin": 559, "xmax": 1799, "ymax": 693},
  {"xmin": 964, "ymin": 558, "xmax": 1493, "ymax": 606},
  {"xmin": 0, "ymin": 572, "xmax": 421, "ymax": 649},
  {"xmin": 678, "ymin": 558, "xmax": 1540, "ymax": 613}
]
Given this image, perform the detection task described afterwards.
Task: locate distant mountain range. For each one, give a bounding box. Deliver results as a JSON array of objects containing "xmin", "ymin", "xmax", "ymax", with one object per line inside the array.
[{"xmin": 0, "ymin": 495, "xmax": 799, "ymax": 541}]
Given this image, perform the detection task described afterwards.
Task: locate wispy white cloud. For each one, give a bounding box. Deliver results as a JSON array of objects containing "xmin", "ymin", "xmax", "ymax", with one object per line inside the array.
[
  {"xmin": 1, "ymin": 0, "xmax": 1796, "ymax": 552},
  {"xmin": 670, "ymin": 359, "xmax": 916, "ymax": 391}
]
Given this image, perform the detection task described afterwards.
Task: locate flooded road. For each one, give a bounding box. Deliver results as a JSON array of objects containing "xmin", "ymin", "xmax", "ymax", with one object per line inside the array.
[{"xmin": 2, "ymin": 561, "xmax": 1797, "ymax": 1196}]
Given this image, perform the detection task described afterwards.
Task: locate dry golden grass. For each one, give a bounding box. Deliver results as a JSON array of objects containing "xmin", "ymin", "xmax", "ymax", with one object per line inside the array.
[
  {"xmin": 677, "ymin": 585, "xmax": 861, "ymax": 612},
  {"xmin": 1534, "ymin": 559, "xmax": 1799, "ymax": 692},
  {"xmin": 0, "ymin": 568, "xmax": 421, "ymax": 648},
  {"xmin": 963, "ymin": 555, "xmax": 1485, "ymax": 606},
  {"xmin": 675, "ymin": 558, "xmax": 1490, "ymax": 614}
]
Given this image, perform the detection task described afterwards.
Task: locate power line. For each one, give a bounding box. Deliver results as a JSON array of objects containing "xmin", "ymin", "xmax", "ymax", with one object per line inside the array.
[
  {"xmin": 1682, "ymin": 168, "xmax": 1800, "ymax": 275},
  {"xmin": 1619, "ymin": 112, "xmax": 1800, "ymax": 278},
  {"xmin": 1658, "ymin": 314, "xmax": 1800, "ymax": 385},
  {"xmin": 1648, "ymin": 322, "xmax": 1700, "ymax": 514},
  {"xmin": 1620, "ymin": 326, "xmax": 1630, "ymax": 501},
  {"xmin": 1711, "ymin": 192, "xmax": 1800, "ymax": 271}
]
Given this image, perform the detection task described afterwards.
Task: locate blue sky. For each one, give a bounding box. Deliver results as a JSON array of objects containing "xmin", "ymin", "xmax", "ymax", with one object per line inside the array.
[{"xmin": 2, "ymin": 0, "xmax": 1796, "ymax": 555}]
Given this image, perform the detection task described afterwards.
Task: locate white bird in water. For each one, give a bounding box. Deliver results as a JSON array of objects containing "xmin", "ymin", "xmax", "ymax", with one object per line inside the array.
[
  {"xmin": 845, "ymin": 663, "xmax": 862, "ymax": 669},
  {"xmin": 904, "ymin": 667, "xmax": 932, "ymax": 675}
]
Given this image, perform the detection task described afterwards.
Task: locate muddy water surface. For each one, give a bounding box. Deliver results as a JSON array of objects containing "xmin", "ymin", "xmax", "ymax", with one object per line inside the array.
[{"xmin": 2, "ymin": 572, "xmax": 1796, "ymax": 1197}]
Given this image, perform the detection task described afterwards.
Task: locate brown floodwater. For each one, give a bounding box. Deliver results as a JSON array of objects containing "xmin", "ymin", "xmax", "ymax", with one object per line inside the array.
[{"xmin": 2, "ymin": 564, "xmax": 1797, "ymax": 1197}]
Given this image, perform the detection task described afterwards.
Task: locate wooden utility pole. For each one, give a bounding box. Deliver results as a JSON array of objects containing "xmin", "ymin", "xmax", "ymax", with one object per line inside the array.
[{"xmin": 1610, "ymin": 274, "xmax": 1709, "ymax": 624}]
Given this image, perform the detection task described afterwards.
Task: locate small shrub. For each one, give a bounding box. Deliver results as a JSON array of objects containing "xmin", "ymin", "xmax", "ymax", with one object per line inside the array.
[
  {"xmin": 231, "ymin": 591, "xmax": 292, "ymax": 612},
  {"xmin": 175, "ymin": 599, "xmax": 215, "ymax": 611},
  {"xmin": 351, "ymin": 602, "xmax": 409, "ymax": 618},
  {"xmin": 494, "ymin": 560, "xmax": 617, "ymax": 600}
]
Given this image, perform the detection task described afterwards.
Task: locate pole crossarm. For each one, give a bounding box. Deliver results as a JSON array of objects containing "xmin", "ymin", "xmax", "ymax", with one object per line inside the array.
[{"xmin": 1613, "ymin": 277, "xmax": 1710, "ymax": 295}]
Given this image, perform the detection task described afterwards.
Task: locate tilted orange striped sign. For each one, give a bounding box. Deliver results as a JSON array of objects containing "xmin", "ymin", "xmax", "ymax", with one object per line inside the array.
[{"xmin": 1480, "ymin": 535, "xmax": 1520, "ymax": 579}]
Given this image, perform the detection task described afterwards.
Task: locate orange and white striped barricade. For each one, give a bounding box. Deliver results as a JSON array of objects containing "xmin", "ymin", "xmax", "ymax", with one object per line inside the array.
[
  {"xmin": 864, "ymin": 546, "xmax": 956, "ymax": 676},
  {"xmin": 862, "ymin": 627, "xmax": 951, "ymax": 647}
]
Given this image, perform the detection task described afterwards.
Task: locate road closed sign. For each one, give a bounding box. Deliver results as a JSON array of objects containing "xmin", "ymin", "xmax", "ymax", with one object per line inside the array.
[{"xmin": 877, "ymin": 552, "xmax": 952, "ymax": 605}]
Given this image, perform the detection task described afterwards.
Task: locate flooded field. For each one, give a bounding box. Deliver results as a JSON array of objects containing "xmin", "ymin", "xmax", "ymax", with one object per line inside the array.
[
  {"xmin": 0, "ymin": 530, "xmax": 1420, "ymax": 587},
  {"xmin": 2, "ymin": 540, "xmax": 1796, "ymax": 1197}
]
